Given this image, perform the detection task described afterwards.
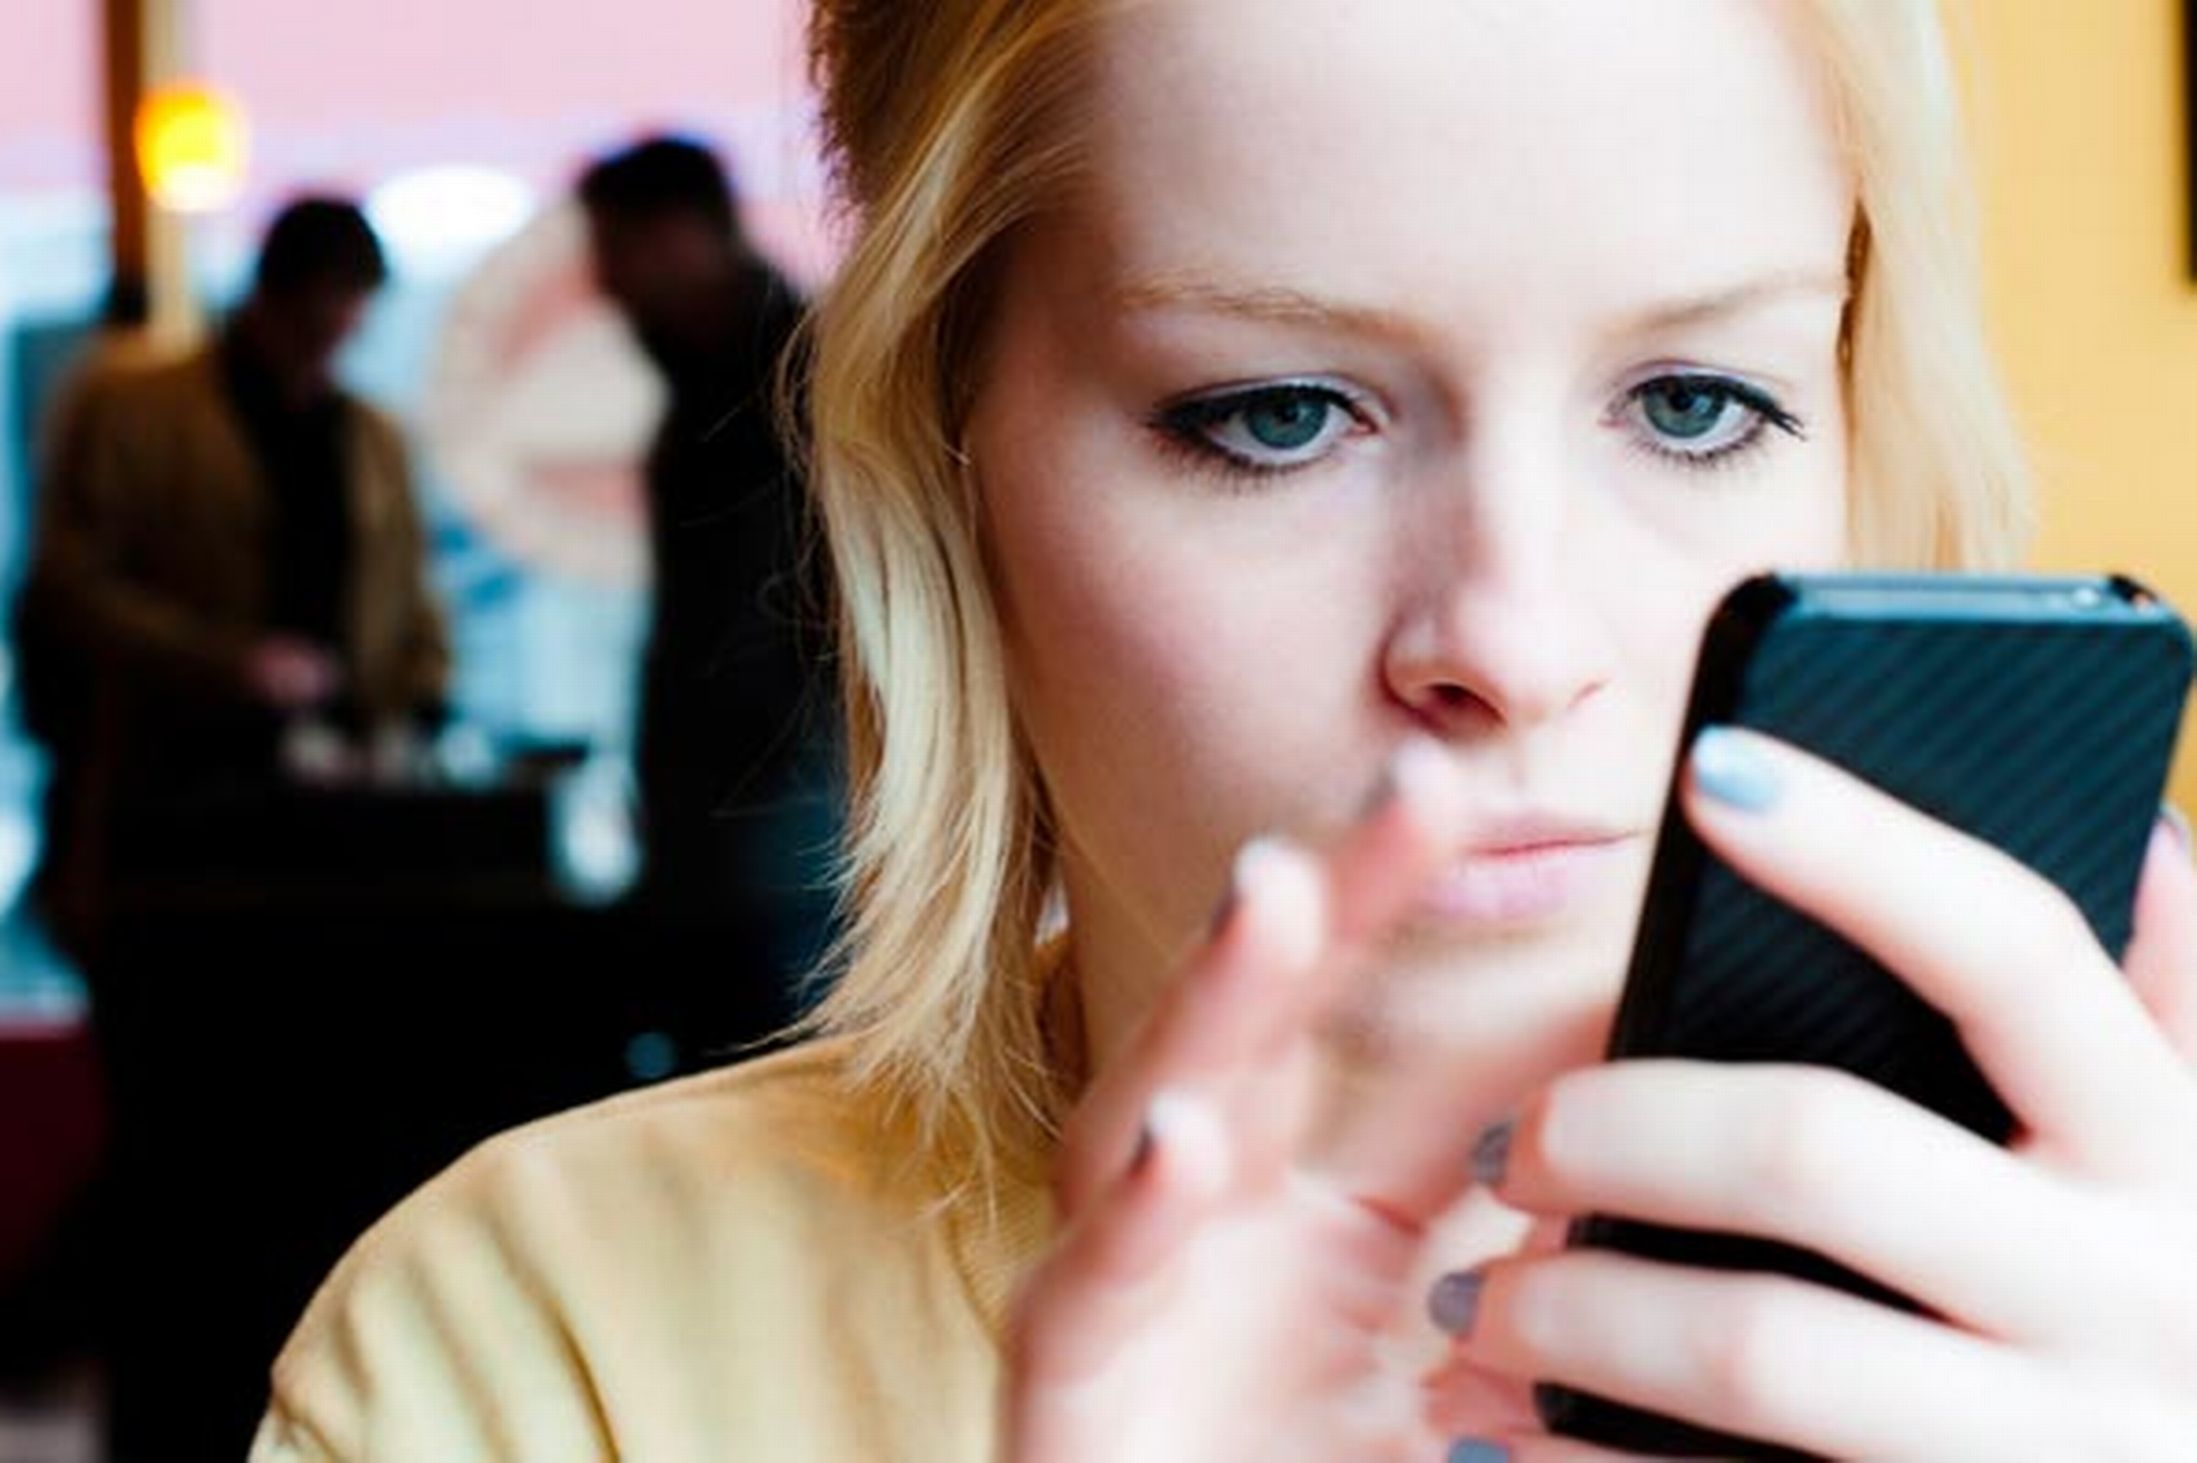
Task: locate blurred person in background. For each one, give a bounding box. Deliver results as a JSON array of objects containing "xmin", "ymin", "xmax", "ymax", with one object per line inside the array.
[
  {"xmin": 14, "ymin": 196, "xmax": 449, "ymax": 959},
  {"xmin": 580, "ymin": 138, "xmax": 840, "ymax": 1017}
]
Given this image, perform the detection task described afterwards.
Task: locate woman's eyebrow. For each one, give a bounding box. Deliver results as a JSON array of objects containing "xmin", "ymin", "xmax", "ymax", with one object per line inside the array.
[
  {"xmin": 1610, "ymin": 270, "xmax": 1852, "ymax": 338},
  {"xmin": 1113, "ymin": 278, "xmax": 1434, "ymax": 348},
  {"xmin": 1113, "ymin": 270, "xmax": 1849, "ymax": 343}
]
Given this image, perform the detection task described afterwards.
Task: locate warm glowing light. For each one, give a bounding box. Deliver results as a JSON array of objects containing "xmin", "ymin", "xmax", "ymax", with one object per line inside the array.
[{"xmin": 136, "ymin": 84, "xmax": 249, "ymax": 214}]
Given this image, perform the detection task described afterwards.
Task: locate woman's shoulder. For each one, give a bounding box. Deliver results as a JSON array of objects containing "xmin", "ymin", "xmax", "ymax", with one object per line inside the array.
[
  {"xmin": 450, "ymin": 1035, "xmax": 916, "ymax": 1198},
  {"xmin": 357, "ymin": 1038, "xmax": 922, "ymax": 1242},
  {"xmin": 255, "ymin": 1040, "xmax": 1024, "ymax": 1461}
]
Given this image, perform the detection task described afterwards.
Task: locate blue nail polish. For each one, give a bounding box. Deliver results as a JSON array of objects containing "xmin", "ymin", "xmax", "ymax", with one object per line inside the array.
[
  {"xmin": 1447, "ymin": 1440, "xmax": 1510, "ymax": 1463},
  {"xmin": 1469, "ymin": 1119, "xmax": 1513, "ymax": 1188},
  {"xmin": 1691, "ymin": 727, "xmax": 1782, "ymax": 812},
  {"xmin": 1427, "ymin": 1270, "xmax": 1484, "ymax": 1337}
]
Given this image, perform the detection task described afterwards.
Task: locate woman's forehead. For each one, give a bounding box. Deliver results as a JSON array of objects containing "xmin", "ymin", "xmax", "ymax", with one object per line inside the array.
[{"xmin": 1072, "ymin": 0, "xmax": 1853, "ymax": 337}]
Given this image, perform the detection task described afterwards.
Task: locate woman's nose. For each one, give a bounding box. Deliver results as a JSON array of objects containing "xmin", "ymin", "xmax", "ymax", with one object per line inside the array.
[{"xmin": 1379, "ymin": 473, "xmax": 1616, "ymax": 737}]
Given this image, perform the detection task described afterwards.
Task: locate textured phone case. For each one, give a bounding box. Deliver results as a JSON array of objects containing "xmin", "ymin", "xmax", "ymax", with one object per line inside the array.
[{"xmin": 1539, "ymin": 575, "xmax": 2195, "ymax": 1459}]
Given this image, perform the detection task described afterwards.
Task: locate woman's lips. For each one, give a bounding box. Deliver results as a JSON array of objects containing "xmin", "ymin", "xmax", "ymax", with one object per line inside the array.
[{"xmin": 1417, "ymin": 833, "xmax": 1641, "ymax": 927}]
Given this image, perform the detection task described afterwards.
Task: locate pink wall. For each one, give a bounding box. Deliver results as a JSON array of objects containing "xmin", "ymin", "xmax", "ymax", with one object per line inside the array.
[
  {"xmin": 0, "ymin": 0, "xmax": 100, "ymax": 193},
  {"xmin": 197, "ymin": 0, "xmax": 827, "ymax": 265},
  {"xmin": 201, "ymin": 0, "xmax": 804, "ymax": 131},
  {"xmin": 0, "ymin": 0, "xmax": 828, "ymax": 267}
]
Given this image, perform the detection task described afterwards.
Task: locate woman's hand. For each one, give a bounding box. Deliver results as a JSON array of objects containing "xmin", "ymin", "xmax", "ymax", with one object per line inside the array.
[
  {"xmin": 1439, "ymin": 729, "xmax": 2197, "ymax": 1461},
  {"xmin": 1003, "ymin": 740, "xmax": 1616, "ymax": 1462}
]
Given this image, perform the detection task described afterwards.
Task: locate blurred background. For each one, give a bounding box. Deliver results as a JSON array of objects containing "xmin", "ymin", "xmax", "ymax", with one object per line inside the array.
[
  {"xmin": 2, "ymin": 0, "xmax": 2196, "ymax": 1459},
  {"xmin": 0, "ymin": 1, "xmax": 837, "ymax": 1458}
]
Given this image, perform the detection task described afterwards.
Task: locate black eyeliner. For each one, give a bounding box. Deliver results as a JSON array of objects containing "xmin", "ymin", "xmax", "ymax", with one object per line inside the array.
[
  {"xmin": 1146, "ymin": 379, "xmax": 1368, "ymax": 481},
  {"xmin": 1715, "ymin": 378, "xmax": 1807, "ymax": 441},
  {"xmin": 1623, "ymin": 372, "xmax": 1808, "ymax": 474}
]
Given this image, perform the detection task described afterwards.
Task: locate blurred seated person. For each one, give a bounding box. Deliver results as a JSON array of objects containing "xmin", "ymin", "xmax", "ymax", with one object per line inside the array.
[
  {"xmin": 580, "ymin": 139, "xmax": 840, "ymax": 990},
  {"xmin": 16, "ymin": 197, "xmax": 449, "ymax": 952}
]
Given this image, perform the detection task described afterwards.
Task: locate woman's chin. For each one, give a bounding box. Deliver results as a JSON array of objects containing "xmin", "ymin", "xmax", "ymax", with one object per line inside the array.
[{"xmin": 1321, "ymin": 936, "xmax": 1627, "ymax": 1082}]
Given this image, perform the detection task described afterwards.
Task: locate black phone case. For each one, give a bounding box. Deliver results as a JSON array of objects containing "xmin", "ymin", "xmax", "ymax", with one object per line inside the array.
[{"xmin": 1538, "ymin": 573, "xmax": 2195, "ymax": 1459}]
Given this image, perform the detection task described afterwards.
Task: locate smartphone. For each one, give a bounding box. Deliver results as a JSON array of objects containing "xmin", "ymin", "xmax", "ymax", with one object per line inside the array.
[{"xmin": 1537, "ymin": 572, "xmax": 2195, "ymax": 1459}]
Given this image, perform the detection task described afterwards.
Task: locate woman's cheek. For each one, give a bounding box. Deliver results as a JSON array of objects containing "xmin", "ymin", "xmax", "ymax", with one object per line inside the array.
[{"xmin": 1006, "ymin": 498, "xmax": 1393, "ymax": 911}]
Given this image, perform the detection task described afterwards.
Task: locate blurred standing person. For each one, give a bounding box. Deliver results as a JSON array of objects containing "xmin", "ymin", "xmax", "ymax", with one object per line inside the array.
[
  {"xmin": 15, "ymin": 197, "xmax": 449, "ymax": 959},
  {"xmin": 581, "ymin": 138, "xmax": 840, "ymax": 1023}
]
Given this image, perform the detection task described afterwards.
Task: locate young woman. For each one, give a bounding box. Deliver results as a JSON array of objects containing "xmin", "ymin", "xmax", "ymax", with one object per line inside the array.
[{"xmin": 253, "ymin": 1, "xmax": 2197, "ymax": 1458}]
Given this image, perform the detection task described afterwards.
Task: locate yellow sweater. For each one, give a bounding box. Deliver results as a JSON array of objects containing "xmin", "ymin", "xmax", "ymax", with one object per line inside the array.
[{"xmin": 251, "ymin": 1042, "xmax": 1053, "ymax": 1460}]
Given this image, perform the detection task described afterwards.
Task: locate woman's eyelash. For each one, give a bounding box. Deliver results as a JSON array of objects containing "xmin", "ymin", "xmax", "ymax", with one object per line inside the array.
[
  {"xmin": 1148, "ymin": 381, "xmax": 1372, "ymax": 481},
  {"xmin": 1621, "ymin": 373, "xmax": 1808, "ymax": 472},
  {"xmin": 1149, "ymin": 373, "xmax": 1807, "ymax": 483}
]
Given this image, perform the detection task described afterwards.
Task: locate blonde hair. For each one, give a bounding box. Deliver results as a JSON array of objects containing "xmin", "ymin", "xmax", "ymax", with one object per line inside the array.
[{"xmin": 798, "ymin": 0, "xmax": 2030, "ymax": 1189}]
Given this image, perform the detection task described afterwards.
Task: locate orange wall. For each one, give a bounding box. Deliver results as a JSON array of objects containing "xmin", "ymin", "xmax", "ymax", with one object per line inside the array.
[{"xmin": 1951, "ymin": 0, "xmax": 2197, "ymax": 805}]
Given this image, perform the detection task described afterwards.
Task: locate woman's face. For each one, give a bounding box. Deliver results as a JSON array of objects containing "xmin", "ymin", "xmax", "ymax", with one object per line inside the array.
[{"xmin": 969, "ymin": 0, "xmax": 1855, "ymax": 1061}]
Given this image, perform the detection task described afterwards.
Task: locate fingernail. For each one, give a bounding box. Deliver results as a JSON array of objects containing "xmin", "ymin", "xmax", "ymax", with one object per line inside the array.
[
  {"xmin": 1427, "ymin": 1269, "xmax": 1485, "ymax": 1337},
  {"xmin": 2161, "ymin": 803, "xmax": 2191, "ymax": 855},
  {"xmin": 1127, "ymin": 1093, "xmax": 1187, "ymax": 1182},
  {"xmin": 1213, "ymin": 838, "xmax": 1281, "ymax": 936},
  {"xmin": 1469, "ymin": 1118, "xmax": 1514, "ymax": 1189},
  {"xmin": 1233, "ymin": 837, "xmax": 1289, "ymax": 889},
  {"xmin": 1362, "ymin": 733, "xmax": 1432, "ymax": 812},
  {"xmin": 1139, "ymin": 1091, "xmax": 1232, "ymax": 1191},
  {"xmin": 1446, "ymin": 1441, "xmax": 1510, "ymax": 1463},
  {"xmin": 1132, "ymin": 1090, "xmax": 1200, "ymax": 1179},
  {"xmin": 1691, "ymin": 726, "xmax": 1782, "ymax": 812},
  {"xmin": 1362, "ymin": 736, "xmax": 1448, "ymax": 818}
]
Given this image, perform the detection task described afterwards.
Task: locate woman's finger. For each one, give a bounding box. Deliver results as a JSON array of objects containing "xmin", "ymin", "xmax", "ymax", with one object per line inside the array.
[
  {"xmin": 2123, "ymin": 813, "xmax": 2197, "ymax": 1066},
  {"xmin": 1448, "ymin": 1250, "xmax": 2078, "ymax": 1462},
  {"xmin": 1009, "ymin": 1092, "xmax": 1231, "ymax": 1397},
  {"xmin": 1322, "ymin": 737, "xmax": 1474, "ymax": 949},
  {"xmin": 1311, "ymin": 969, "xmax": 1609, "ymax": 1231},
  {"xmin": 1422, "ymin": 1352, "xmax": 1541, "ymax": 1439},
  {"xmin": 1487, "ymin": 1060, "xmax": 2122, "ymax": 1348},
  {"xmin": 1058, "ymin": 738, "xmax": 1466, "ymax": 1216},
  {"xmin": 1053, "ymin": 839, "xmax": 1327, "ymax": 1216},
  {"xmin": 1680, "ymin": 728, "xmax": 2197, "ymax": 1181}
]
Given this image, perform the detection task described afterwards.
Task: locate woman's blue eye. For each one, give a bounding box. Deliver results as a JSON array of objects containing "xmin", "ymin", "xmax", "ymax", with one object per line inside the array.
[
  {"xmin": 1627, "ymin": 374, "xmax": 1804, "ymax": 465},
  {"xmin": 1242, "ymin": 393, "xmax": 1331, "ymax": 451},
  {"xmin": 1155, "ymin": 382, "xmax": 1365, "ymax": 475},
  {"xmin": 1640, "ymin": 380, "xmax": 1734, "ymax": 440}
]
